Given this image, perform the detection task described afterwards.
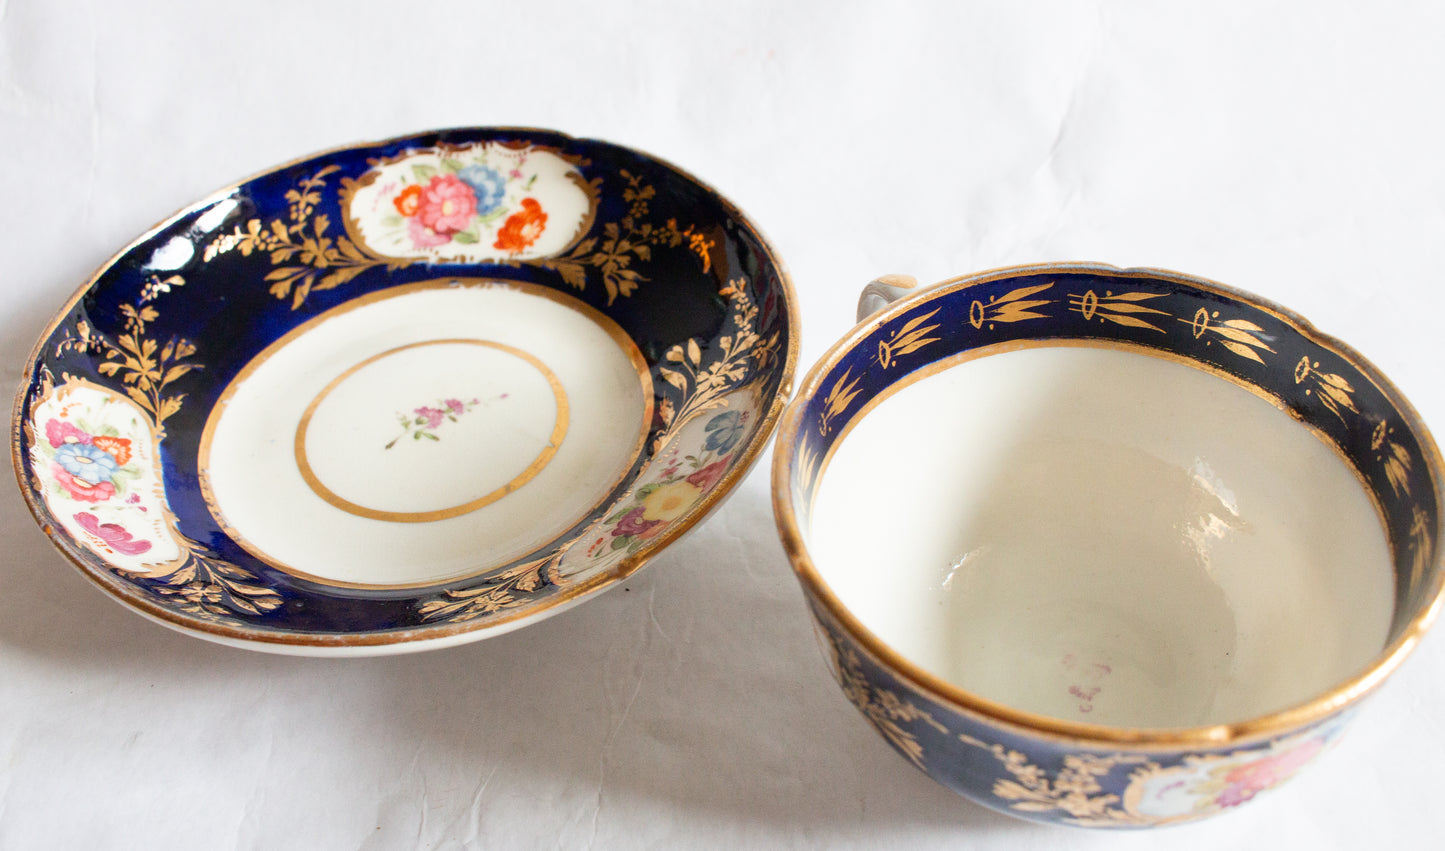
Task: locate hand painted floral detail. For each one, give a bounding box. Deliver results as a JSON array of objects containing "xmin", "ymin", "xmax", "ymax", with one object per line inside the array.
[
  {"xmin": 594, "ymin": 407, "xmax": 751, "ymax": 556},
  {"xmin": 393, "ymin": 184, "xmax": 423, "ymax": 217},
  {"xmin": 494, "ymin": 198, "xmax": 548, "ymax": 253},
  {"xmin": 458, "ymin": 164, "xmax": 507, "ymax": 215},
  {"xmin": 336, "ymin": 142, "xmax": 593, "ymax": 269},
  {"xmin": 75, "ymin": 512, "xmax": 153, "ymax": 557},
  {"xmin": 42, "ymin": 417, "xmax": 136, "ymax": 505},
  {"xmin": 91, "ymin": 435, "xmax": 132, "ymax": 466},
  {"xmin": 1106, "ymin": 721, "xmax": 1346, "ymax": 825},
  {"xmin": 613, "ymin": 506, "xmax": 665, "ymax": 539},
  {"xmin": 685, "ymin": 459, "xmax": 729, "ymax": 493},
  {"xmin": 33, "ymin": 393, "xmax": 161, "ymax": 556},
  {"xmin": 417, "ymin": 174, "xmax": 478, "ymax": 235},
  {"xmin": 386, "ymin": 397, "xmax": 481, "ymax": 449},
  {"xmin": 641, "ymin": 479, "xmax": 702, "ymax": 522},
  {"xmin": 54, "ymin": 442, "xmax": 119, "ymax": 485},
  {"xmin": 702, "ymin": 410, "xmax": 745, "ymax": 454},
  {"xmin": 408, "ymin": 216, "xmax": 452, "ymax": 248},
  {"xmin": 220, "ymin": 142, "xmax": 717, "ymax": 308},
  {"xmin": 28, "ymin": 380, "xmax": 284, "ymax": 620},
  {"xmin": 1203, "ymin": 736, "xmax": 1325, "ymax": 809},
  {"xmin": 53, "ymin": 464, "xmax": 116, "ymax": 502},
  {"xmin": 46, "ymin": 418, "xmax": 92, "ymax": 447}
]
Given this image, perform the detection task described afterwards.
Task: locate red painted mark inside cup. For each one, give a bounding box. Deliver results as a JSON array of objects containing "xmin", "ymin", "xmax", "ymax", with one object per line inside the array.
[{"xmin": 1063, "ymin": 655, "xmax": 1112, "ymax": 714}]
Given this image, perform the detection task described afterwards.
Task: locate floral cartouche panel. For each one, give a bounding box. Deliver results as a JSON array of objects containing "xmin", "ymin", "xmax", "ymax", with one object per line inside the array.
[
  {"xmin": 816, "ymin": 611, "xmax": 1348, "ymax": 828},
  {"xmin": 27, "ymin": 381, "xmax": 183, "ymax": 572},
  {"xmin": 342, "ymin": 142, "xmax": 597, "ymax": 263},
  {"xmin": 564, "ymin": 400, "xmax": 758, "ymax": 579},
  {"xmin": 1118, "ymin": 721, "xmax": 1344, "ymax": 820},
  {"xmin": 17, "ymin": 128, "xmax": 796, "ymax": 648}
]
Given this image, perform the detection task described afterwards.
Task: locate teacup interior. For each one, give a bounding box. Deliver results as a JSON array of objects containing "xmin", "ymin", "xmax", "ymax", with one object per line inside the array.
[{"xmin": 808, "ymin": 343, "xmax": 1394, "ymax": 728}]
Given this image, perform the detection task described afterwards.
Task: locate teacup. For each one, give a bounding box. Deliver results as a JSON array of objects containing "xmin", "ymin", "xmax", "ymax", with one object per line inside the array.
[{"xmin": 772, "ymin": 263, "xmax": 1443, "ymax": 827}]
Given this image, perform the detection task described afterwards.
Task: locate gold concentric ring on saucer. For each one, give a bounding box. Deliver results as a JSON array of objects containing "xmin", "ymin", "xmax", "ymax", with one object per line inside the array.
[{"xmin": 293, "ymin": 338, "xmax": 570, "ymax": 523}]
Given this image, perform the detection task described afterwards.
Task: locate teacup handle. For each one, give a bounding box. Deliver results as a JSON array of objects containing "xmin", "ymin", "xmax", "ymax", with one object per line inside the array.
[{"xmin": 856, "ymin": 274, "xmax": 919, "ymax": 322}]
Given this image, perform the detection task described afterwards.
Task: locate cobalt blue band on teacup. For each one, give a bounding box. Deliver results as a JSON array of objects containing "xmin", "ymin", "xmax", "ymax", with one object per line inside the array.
[{"xmin": 772, "ymin": 262, "xmax": 1443, "ymax": 827}]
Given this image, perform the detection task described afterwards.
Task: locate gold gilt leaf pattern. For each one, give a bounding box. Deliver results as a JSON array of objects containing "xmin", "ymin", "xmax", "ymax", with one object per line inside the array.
[
  {"xmin": 876, "ymin": 309, "xmax": 941, "ymax": 369},
  {"xmin": 206, "ymin": 163, "xmax": 716, "ymax": 310},
  {"xmin": 817, "ymin": 367, "xmax": 864, "ymax": 436},
  {"xmin": 1383, "ymin": 441, "xmax": 1413, "ymax": 497},
  {"xmin": 822, "ymin": 628, "xmax": 946, "ymax": 768},
  {"xmin": 1068, "ymin": 289, "xmax": 1171, "ymax": 333},
  {"xmin": 1407, "ymin": 505, "xmax": 1432, "ymax": 594},
  {"xmin": 537, "ymin": 170, "xmax": 716, "ymax": 305},
  {"xmin": 957, "ymin": 734, "xmax": 1157, "ymax": 827},
  {"xmin": 1369, "ymin": 419, "xmax": 1414, "ymax": 498},
  {"xmin": 794, "ymin": 437, "xmax": 821, "ymax": 503},
  {"xmin": 47, "ymin": 306, "xmax": 281, "ymax": 621},
  {"xmin": 205, "ymin": 165, "xmax": 407, "ymax": 310},
  {"xmin": 417, "ymin": 555, "xmax": 554, "ymax": 623},
  {"xmin": 968, "ymin": 282, "xmax": 1054, "ymax": 329},
  {"xmin": 149, "ymin": 535, "xmax": 285, "ymax": 619},
  {"xmin": 1180, "ymin": 308, "xmax": 1275, "ymax": 364},
  {"xmin": 654, "ymin": 278, "xmax": 778, "ymax": 451},
  {"xmin": 89, "ymin": 289, "xmax": 201, "ymax": 441},
  {"xmin": 1293, "ymin": 356, "xmax": 1359, "ymax": 424}
]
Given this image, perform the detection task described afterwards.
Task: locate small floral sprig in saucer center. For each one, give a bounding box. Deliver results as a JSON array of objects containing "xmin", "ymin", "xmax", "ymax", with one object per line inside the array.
[{"xmin": 387, "ymin": 397, "xmax": 481, "ymax": 449}]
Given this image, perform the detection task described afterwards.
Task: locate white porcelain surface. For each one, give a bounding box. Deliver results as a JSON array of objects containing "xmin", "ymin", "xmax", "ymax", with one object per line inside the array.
[
  {"xmin": 6, "ymin": 5, "xmax": 1445, "ymax": 847},
  {"xmin": 202, "ymin": 280, "xmax": 650, "ymax": 587},
  {"xmin": 809, "ymin": 344, "xmax": 1394, "ymax": 728}
]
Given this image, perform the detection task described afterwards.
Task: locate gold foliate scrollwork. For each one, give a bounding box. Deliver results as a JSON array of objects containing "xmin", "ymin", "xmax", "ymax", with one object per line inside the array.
[
  {"xmin": 823, "ymin": 629, "xmax": 945, "ymax": 769},
  {"xmin": 654, "ymin": 278, "xmax": 778, "ymax": 449},
  {"xmin": 91, "ymin": 281, "xmax": 201, "ymax": 440},
  {"xmin": 957, "ymin": 734, "xmax": 1158, "ymax": 827},
  {"xmin": 149, "ymin": 537, "xmax": 284, "ymax": 618},
  {"xmin": 207, "ymin": 161, "xmax": 717, "ymax": 309},
  {"xmin": 205, "ymin": 165, "xmax": 404, "ymax": 310},
  {"xmin": 533, "ymin": 169, "xmax": 716, "ymax": 305},
  {"xmin": 46, "ymin": 271, "xmax": 283, "ymax": 621},
  {"xmin": 417, "ymin": 555, "xmax": 554, "ymax": 623}
]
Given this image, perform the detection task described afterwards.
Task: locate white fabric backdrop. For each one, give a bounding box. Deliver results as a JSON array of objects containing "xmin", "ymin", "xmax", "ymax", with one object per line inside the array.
[{"xmin": 2, "ymin": 1, "xmax": 1441, "ymax": 848}]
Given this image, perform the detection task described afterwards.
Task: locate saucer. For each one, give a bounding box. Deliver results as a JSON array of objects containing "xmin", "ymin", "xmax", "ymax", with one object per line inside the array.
[{"xmin": 13, "ymin": 128, "xmax": 798, "ymax": 655}]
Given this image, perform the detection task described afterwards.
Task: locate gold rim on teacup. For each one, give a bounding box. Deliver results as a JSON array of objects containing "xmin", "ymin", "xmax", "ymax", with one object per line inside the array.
[{"xmin": 773, "ymin": 262, "xmax": 1444, "ymax": 750}]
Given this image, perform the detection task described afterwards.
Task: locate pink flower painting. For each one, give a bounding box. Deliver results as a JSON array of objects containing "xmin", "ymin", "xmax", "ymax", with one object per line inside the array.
[
  {"xmin": 74, "ymin": 512, "xmax": 152, "ymax": 556},
  {"xmin": 416, "ymin": 175, "xmax": 478, "ymax": 235}
]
